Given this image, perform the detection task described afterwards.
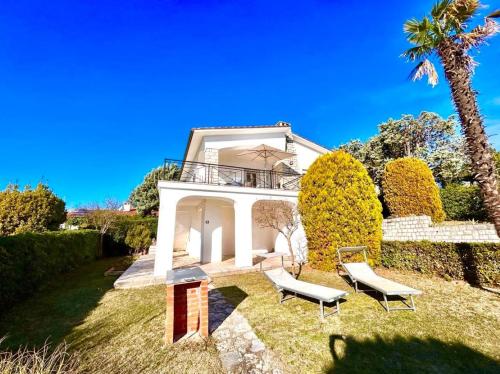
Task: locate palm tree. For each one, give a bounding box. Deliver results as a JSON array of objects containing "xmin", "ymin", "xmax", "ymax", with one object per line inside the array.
[{"xmin": 403, "ymin": 0, "xmax": 500, "ymax": 234}]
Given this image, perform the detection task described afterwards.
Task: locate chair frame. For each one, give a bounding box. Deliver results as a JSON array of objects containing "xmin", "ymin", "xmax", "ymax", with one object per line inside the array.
[
  {"xmin": 337, "ymin": 246, "xmax": 418, "ymax": 312},
  {"xmin": 266, "ymin": 272, "xmax": 343, "ymax": 321}
]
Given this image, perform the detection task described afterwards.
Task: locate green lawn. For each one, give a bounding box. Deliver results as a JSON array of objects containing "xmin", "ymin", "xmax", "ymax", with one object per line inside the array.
[
  {"xmin": 1, "ymin": 259, "xmax": 499, "ymax": 373},
  {"xmin": 215, "ymin": 267, "xmax": 500, "ymax": 374},
  {"xmin": 0, "ymin": 258, "xmax": 223, "ymax": 374}
]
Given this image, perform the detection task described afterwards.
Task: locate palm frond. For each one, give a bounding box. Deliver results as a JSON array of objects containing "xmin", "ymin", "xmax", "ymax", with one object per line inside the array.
[
  {"xmin": 457, "ymin": 17, "xmax": 499, "ymax": 49},
  {"xmin": 409, "ymin": 59, "xmax": 439, "ymax": 87},
  {"xmin": 404, "ymin": 17, "xmax": 440, "ymax": 46},
  {"xmin": 431, "ymin": 0, "xmax": 453, "ymax": 20},
  {"xmin": 402, "ymin": 45, "xmax": 434, "ymax": 60},
  {"xmin": 447, "ymin": 0, "xmax": 480, "ymax": 31},
  {"xmin": 487, "ymin": 9, "xmax": 500, "ymax": 18}
]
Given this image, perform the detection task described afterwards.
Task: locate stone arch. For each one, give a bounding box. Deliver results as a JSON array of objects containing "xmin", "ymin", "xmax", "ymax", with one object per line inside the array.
[{"xmin": 175, "ymin": 195, "xmax": 235, "ymax": 263}]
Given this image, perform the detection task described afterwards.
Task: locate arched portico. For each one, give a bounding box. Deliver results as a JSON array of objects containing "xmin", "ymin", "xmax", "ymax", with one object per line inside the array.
[
  {"xmin": 174, "ymin": 196, "xmax": 235, "ymax": 264},
  {"xmin": 154, "ymin": 181, "xmax": 302, "ymax": 276}
]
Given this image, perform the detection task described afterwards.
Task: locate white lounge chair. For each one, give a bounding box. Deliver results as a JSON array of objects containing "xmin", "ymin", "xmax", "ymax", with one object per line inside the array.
[
  {"xmin": 337, "ymin": 246, "xmax": 422, "ymax": 312},
  {"xmin": 264, "ymin": 267, "xmax": 348, "ymax": 320}
]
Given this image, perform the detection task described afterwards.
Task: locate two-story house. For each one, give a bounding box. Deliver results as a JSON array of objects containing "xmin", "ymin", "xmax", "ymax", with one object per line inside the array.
[{"xmin": 153, "ymin": 121, "xmax": 329, "ymax": 276}]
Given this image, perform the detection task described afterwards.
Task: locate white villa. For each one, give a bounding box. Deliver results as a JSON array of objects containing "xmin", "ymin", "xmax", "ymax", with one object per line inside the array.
[{"xmin": 153, "ymin": 121, "xmax": 329, "ymax": 276}]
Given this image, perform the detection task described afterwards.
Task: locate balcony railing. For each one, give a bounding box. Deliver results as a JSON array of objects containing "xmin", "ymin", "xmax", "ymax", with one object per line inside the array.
[{"xmin": 163, "ymin": 158, "xmax": 302, "ymax": 191}]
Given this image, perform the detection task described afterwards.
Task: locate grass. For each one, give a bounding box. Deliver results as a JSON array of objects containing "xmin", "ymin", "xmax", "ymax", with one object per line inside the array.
[
  {"xmin": 215, "ymin": 267, "xmax": 500, "ymax": 373},
  {"xmin": 0, "ymin": 340, "xmax": 80, "ymax": 374},
  {"xmin": 0, "ymin": 258, "xmax": 223, "ymax": 374},
  {"xmin": 1, "ymin": 257, "xmax": 499, "ymax": 373}
]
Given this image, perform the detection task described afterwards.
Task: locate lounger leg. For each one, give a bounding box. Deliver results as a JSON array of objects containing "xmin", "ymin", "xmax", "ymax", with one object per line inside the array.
[
  {"xmin": 383, "ymin": 294, "xmax": 389, "ymax": 312},
  {"xmin": 336, "ymin": 300, "xmax": 340, "ymax": 316},
  {"xmin": 410, "ymin": 295, "xmax": 416, "ymax": 312},
  {"xmin": 320, "ymin": 300, "xmax": 324, "ymax": 321},
  {"xmin": 279, "ymin": 290, "xmax": 283, "ymax": 304},
  {"xmin": 354, "ymin": 281, "xmax": 358, "ymax": 293}
]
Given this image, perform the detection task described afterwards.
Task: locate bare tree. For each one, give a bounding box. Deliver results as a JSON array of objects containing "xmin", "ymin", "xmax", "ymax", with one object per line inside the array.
[
  {"xmin": 253, "ymin": 200, "xmax": 305, "ymax": 278},
  {"xmin": 84, "ymin": 199, "xmax": 121, "ymax": 256}
]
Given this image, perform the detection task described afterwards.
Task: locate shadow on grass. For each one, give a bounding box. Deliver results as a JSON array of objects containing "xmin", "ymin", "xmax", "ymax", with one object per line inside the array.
[
  {"xmin": 325, "ymin": 334, "xmax": 500, "ymax": 374},
  {"xmin": 0, "ymin": 257, "xmax": 131, "ymax": 349},
  {"xmin": 210, "ymin": 286, "xmax": 247, "ymax": 333}
]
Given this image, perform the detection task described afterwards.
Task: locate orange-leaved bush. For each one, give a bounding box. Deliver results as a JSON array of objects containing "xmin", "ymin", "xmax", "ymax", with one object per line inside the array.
[
  {"xmin": 382, "ymin": 157, "xmax": 445, "ymax": 222},
  {"xmin": 298, "ymin": 150, "xmax": 383, "ymax": 270}
]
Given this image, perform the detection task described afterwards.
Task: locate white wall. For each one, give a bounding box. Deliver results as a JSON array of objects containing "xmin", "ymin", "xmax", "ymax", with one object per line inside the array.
[
  {"xmin": 294, "ymin": 140, "xmax": 323, "ymax": 172},
  {"xmin": 204, "ymin": 133, "xmax": 286, "ymax": 152},
  {"xmin": 174, "ymin": 210, "xmax": 192, "ymax": 250},
  {"xmin": 154, "ymin": 181, "xmax": 307, "ymax": 275},
  {"xmin": 222, "ymin": 205, "xmax": 235, "ymax": 257},
  {"xmin": 186, "ymin": 206, "xmax": 202, "ymax": 258}
]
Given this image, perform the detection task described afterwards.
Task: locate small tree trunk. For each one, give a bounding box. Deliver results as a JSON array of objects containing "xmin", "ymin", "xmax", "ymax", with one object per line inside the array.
[
  {"xmin": 286, "ymin": 236, "xmax": 298, "ymax": 278},
  {"xmin": 99, "ymin": 234, "xmax": 104, "ymax": 258},
  {"xmin": 438, "ymin": 40, "xmax": 500, "ymax": 235}
]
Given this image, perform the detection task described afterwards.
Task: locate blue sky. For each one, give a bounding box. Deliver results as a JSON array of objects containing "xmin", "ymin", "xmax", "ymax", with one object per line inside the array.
[{"xmin": 1, "ymin": 0, "xmax": 499, "ymax": 208}]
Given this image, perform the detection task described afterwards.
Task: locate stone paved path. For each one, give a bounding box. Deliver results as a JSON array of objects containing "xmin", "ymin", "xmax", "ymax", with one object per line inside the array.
[{"xmin": 209, "ymin": 285, "xmax": 283, "ymax": 374}]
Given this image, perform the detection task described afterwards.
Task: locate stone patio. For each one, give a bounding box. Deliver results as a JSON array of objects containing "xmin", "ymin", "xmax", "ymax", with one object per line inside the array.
[{"xmin": 114, "ymin": 247, "xmax": 292, "ymax": 289}]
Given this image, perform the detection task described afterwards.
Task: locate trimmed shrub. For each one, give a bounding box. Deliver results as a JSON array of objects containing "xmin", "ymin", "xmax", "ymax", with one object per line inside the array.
[
  {"xmin": 381, "ymin": 241, "xmax": 499, "ymax": 286},
  {"xmin": 125, "ymin": 224, "xmax": 152, "ymax": 254},
  {"xmin": 298, "ymin": 150, "xmax": 383, "ymax": 270},
  {"xmin": 0, "ymin": 183, "xmax": 66, "ymax": 236},
  {"xmin": 110, "ymin": 216, "xmax": 158, "ymax": 243},
  {"xmin": 382, "ymin": 158, "xmax": 445, "ymax": 222},
  {"xmin": 101, "ymin": 216, "xmax": 157, "ymax": 256},
  {"xmin": 440, "ymin": 183, "xmax": 487, "ymax": 221},
  {"xmin": 0, "ymin": 230, "xmax": 100, "ymax": 312}
]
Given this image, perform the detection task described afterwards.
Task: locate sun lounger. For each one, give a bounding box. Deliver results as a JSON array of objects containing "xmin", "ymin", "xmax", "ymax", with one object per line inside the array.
[
  {"xmin": 337, "ymin": 246, "xmax": 422, "ymax": 312},
  {"xmin": 264, "ymin": 267, "xmax": 348, "ymax": 320}
]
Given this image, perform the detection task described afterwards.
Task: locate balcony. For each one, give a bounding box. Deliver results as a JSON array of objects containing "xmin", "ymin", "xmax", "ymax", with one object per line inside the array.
[{"xmin": 164, "ymin": 159, "xmax": 302, "ymax": 191}]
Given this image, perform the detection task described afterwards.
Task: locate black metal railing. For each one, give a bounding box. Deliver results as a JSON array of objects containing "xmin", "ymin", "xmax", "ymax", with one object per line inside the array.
[{"xmin": 163, "ymin": 158, "xmax": 302, "ymax": 191}]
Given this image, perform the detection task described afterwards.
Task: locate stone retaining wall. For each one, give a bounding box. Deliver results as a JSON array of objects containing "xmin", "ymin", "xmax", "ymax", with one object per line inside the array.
[{"xmin": 383, "ymin": 215, "xmax": 500, "ymax": 243}]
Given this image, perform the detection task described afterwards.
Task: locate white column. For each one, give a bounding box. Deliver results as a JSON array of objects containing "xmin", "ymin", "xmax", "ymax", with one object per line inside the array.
[
  {"xmin": 234, "ymin": 199, "xmax": 253, "ymax": 267},
  {"xmin": 153, "ymin": 189, "xmax": 180, "ymax": 276}
]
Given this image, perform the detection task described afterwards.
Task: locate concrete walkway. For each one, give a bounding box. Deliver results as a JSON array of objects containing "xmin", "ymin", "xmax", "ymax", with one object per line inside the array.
[
  {"xmin": 113, "ymin": 251, "xmax": 164, "ymax": 289},
  {"xmin": 209, "ymin": 284, "xmax": 283, "ymax": 374}
]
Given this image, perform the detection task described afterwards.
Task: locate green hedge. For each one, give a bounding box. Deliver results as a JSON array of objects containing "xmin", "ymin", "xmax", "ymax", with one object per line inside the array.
[
  {"xmin": 110, "ymin": 216, "xmax": 158, "ymax": 244},
  {"xmin": 106, "ymin": 217, "xmax": 158, "ymax": 255},
  {"xmin": 0, "ymin": 230, "xmax": 100, "ymax": 312},
  {"xmin": 381, "ymin": 241, "xmax": 499, "ymax": 287},
  {"xmin": 440, "ymin": 183, "xmax": 487, "ymax": 221}
]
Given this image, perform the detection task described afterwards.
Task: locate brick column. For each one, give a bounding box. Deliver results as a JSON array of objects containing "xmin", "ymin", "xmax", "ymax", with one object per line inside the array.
[
  {"xmin": 199, "ymin": 280, "xmax": 209, "ymax": 337},
  {"xmin": 165, "ymin": 284, "xmax": 175, "ymax": 344},
  {"xmin": 165, "ymin": 279, "xmax": 209, "ymax": 344}
]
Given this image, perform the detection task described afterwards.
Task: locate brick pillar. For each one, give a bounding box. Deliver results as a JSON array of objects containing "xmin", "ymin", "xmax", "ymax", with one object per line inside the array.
[
  {"xmin": 165, "ymin": 284, "xmax": 175, "ymax": 344},
  {"xmin": 165, "ymin": 280, "xmax": 209, "ymax": 344},
  {"xmin": 199, "ymin": 280, "xmax": 209, "ymax": 337}
]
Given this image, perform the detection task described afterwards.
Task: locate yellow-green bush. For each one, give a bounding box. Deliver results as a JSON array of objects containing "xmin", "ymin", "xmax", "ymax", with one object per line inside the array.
[
  {"xmin": 298, "ymin": 150, "xmax": 383, "ymax": 270},
  {"xmin": 382, "ymin": 158, "xmax": 445, "ymax": 222}
]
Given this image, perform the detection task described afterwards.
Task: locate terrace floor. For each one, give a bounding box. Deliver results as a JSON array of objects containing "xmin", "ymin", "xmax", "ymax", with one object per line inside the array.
[{"xmin": 114, "ymin": 247, "xmax": 293, "ymax": 289}]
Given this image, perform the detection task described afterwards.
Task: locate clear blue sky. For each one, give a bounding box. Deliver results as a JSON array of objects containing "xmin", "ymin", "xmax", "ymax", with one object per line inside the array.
[{"xmin": 1, "ymin": 0, "xmax": 499, "ymax": 208}]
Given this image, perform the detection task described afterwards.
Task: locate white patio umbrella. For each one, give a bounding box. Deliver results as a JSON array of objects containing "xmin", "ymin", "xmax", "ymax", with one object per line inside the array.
[{"xmin": 235, "ymin": 144, "xmax": 295, "ymax": 170}]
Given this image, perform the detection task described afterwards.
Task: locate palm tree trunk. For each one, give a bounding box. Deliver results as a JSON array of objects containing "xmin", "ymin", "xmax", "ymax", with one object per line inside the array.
[{"xmin": 438, "ymin": 40, "xmax": 500, "ymax": 235}]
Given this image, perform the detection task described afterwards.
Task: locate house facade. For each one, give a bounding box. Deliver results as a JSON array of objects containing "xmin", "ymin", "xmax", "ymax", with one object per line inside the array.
[{"xmin": 153, "ymin": 121, "xmax": 329, "ymax": 276}]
